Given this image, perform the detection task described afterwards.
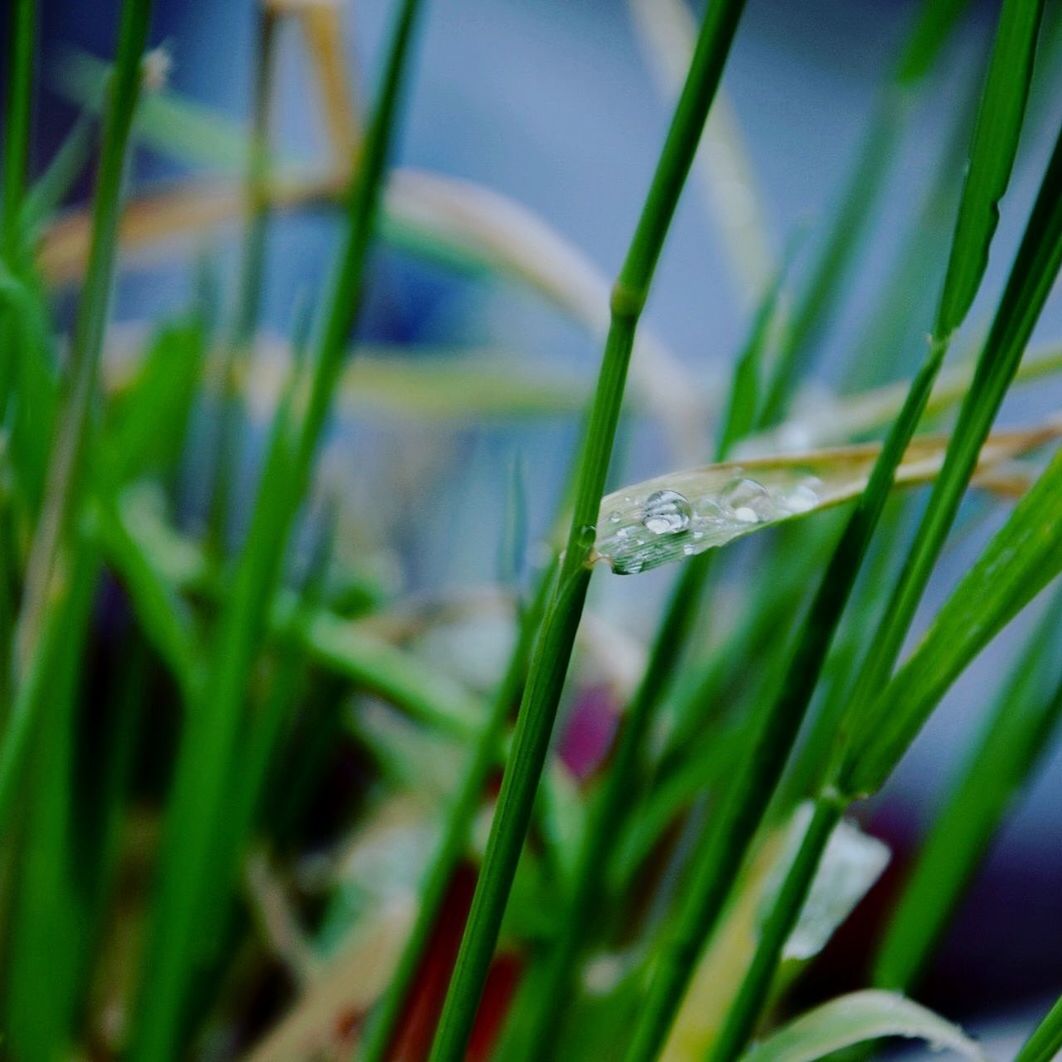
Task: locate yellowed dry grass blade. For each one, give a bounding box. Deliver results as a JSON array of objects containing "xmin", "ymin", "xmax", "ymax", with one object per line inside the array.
[{"xmin": 594, "ymin": 419, "xmax": 1062, "ymax": 574}]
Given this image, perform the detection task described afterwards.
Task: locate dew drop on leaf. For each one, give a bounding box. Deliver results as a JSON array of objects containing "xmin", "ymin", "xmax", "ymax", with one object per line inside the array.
[{"xmin": 642, "ymin": 489, "xmax": 693, "ymax": 535}]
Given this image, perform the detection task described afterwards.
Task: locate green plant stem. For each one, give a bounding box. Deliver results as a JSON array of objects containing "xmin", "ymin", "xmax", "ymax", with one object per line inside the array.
[
  {"xmin": 626, "ymin": 4, "xmax": 1048, "ymax": 1050},
  {"xmin": 1, "ymin": 0, "xmax": 35, "ymax": 264},
  {"xmin": 707, "ymin": 796, "xmax": 842, "ymax": 1062},
  {"xmin": 208, "ymin": 6, "xmax": 277, "ymax": 553},
  {"xmin": 129, "ymin": 2, "xmax": 426, "ymax": 1057},
  {"xmin": 873, "ymin": 604, "xmax": 1062, "ymax": 992},
  {"xmin": 359, "ymin": 559, "xmax": 555, "ymax": 1062},
  {"xmin": 427, "ymin": 4, "xmax": 748, "ymax": 1058},
  {"xmin": 842, "ymin": 118, "xmax": 1062, "ymax": 770},
  {"xmin": 1016, "ymin": 994, "xmax": 1062, "ymax": 1062},
  {"xmin": 520, "ymin": 552, "xmax": 713, "ymax": 1058},
  {"xmin": 624, "ymin": 335, "xmax": 951, "ymax": 1062},
  {"xmin": 0, "ymin": 0, "xmax": 152, "ymax": 836},
  {"xmin": 517, "ymin": 245, "xmax": 795, "ymax": 1054},
  {"xmin": 13, "ymin": 0, "xmax": 152, "ymax": 673}
]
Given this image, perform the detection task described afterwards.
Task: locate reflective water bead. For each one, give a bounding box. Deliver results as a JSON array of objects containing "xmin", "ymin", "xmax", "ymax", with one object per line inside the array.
[
  {"xmin": 719, "ymin": 476, "xmax": 774, "ymax": 522},
  {"xmin": 641, "ymin": 489, "xmax": 693, "ymax": 535}
]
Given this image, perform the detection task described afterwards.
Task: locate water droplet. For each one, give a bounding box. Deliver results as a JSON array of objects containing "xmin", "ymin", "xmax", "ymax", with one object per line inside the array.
[
  {"xmin": 786, "ymin": 483, "xmax": 819, "ymax": 513},
  {"xmin": 682, "ymin": 542, "xmax": 698, "ymax": 556},
  {"xmin": 641, "ymin": 489, "xmax": 692, "ymax": 535},
  {"xmin": 608, "ymin": 510, "xmax": 622, "ymax": 523},
  {"xmin": 720, "ymin": 476, "xmax": 775, "ymax": 522}
]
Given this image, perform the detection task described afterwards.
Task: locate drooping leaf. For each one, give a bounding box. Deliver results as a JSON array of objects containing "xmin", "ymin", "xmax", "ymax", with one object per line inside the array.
[
  {"xmin": 740, "ymin": 990, "xmax": 987, "ymax": 1062},
  {"xmin": 593, "ymin": 422, "xmax": 1059, "ymax": 574}
]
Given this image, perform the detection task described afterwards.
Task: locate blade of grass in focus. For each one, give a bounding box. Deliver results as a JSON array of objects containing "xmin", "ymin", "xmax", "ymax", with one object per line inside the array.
[
  {"xmin": 358, "ymin": 559, "xmax": 555, "ymax": 1062},
  {"xmin": 128, "ymin": 0, "xmax": 426, "ymax": 1056},
  {"xmin": 427, "ymin": 3, "xmax": 749, "ymax": 1057},
  {"xmin": 872, "ymin": 591, "xmax": 1062, "ymax": 993},
  {"xmin": 625, "ymin": 1, "xmax": 1050, "ymax": 1054}
]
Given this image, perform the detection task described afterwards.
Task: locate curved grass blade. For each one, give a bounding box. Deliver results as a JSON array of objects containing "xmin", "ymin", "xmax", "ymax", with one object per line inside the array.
[
  {"xmin": 1016, "ymin": 994, "xmax": 1062, "ymax": 1062},
  {"xmin": 740, "ymin": 990, "xmax": 987, "ymax": 1062},
  {"xmin": 37, "ymin": 168, "xmax": 700, "ymax": 454},
  {"xmin": 841, "ymin": 445, "xmax": 1062, "ymax": 797},
  {"xmin": 594, "ymin": 422, "xmax": 1059, "ymax": 575},
  {"xmin": 873, "ymin": 591, "xmax": 1062, "ymax": 992},
  {"xmin": 627, "ymin": 5, "xmax": 1053, "ymax": 1050}
]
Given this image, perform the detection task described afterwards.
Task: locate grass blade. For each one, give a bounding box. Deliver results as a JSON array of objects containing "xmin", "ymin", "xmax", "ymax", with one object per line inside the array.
[
  {"xmin": 872, "ymin": 592, "xmax": 1062, "ymax": 992},
  {"xmin": 1016, "ymin": 995, "xmax": 1062, "ymax": 1062},
  {"xmin": 427, "ymin": 3, "xmax": 749, "ymax": 1057},
  {"xmin": 625, "ymin": 4, "xmax": 1050, "ymax": 1051},
  {"xmin": 128, "ymin": 0, "xmax": 426, "ymax": 1055},
  {"xmin": 841, "ymin": 446, "xmax": 1062, "ymax": 796},
  {"xmin": 594, "ymin": 422, "xmax": 1058, "ymax": 575},
  {"xmin": 741, "ymin": 990, "xmax": 986, "ymax": 1062}
]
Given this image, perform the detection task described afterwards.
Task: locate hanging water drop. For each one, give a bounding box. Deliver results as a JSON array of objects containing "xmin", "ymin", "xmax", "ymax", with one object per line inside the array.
[
  {"xmin": 719, "ymin": 476, "xmax": 775, "ymax": 522},
  {"xmin": 641, "ymin": 489, "xmax": 693, "ymax": 534},
  {"xmin": 785, "ymin": 482, "xmax": 819, "ymax": 513}
]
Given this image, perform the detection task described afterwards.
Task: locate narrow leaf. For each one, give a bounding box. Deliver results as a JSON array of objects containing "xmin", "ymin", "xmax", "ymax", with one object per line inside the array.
[
  {"xmin": 741, "ymin": 990, "xmax": 987, "ymax": 1062},
  {"xmin": 594, "ymin": 423, "xmax": 1059, "ymax": 575},
  {"xmin": 842, "ymin": 445, "xmax": 1062, "ymax": 797}
]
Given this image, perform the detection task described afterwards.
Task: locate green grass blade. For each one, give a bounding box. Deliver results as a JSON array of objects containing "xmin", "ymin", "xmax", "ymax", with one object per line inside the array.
[
  {"xmin": 4, "ymin": 549, "xmax": 97, "ymax": 1062},
  {"xmin": 0, "ymin": 0, "xmax": 153, "ymax": 839},
  {"xmin": 872, "ymin": 593, "xmax": 1062, "ymax": 992},
  {"xmin": 129, "ymin": 2, "xmax": 426, "ymax": 1053},
  {"xmin": 741, "ymin": 990, "xmax": 986, "ymax": 1062},
  {"xmin": 841, "ymin": 446, "xmax": 1062, "ymax": 797},
  {"xmin": 20, "ymin": 113, "xmax": 97, "ymax": 235},
  {"xmin": 13, "ymin": 0, "xmax": 154, "ymax": 672},
  {"xmin": 359, "ymin": 559, "xmax": 555, "ymax": 1062},
  {"xmin": 934, "ymin": 0, "xmax": 1046, "ymax": 337},
  {"xmin": 1, "ymin": 0, "xmax": 36, "ymax": 264},
  {"xmin": 427, "ymin": 4, "xmax": 749, "ymax": 1057},
  {"xmin": 849, "ymin": 116, "xmax": 1062, "ymax": 724},
  {"xmin": 625, "ymin": 6, "xmax": 1048, "ymax": 1049},
  {"xmin": 707, "ymin": 796, "xmax": 843, "ymax": 1062},
  {"xmin": 1015, "ymin": 994, "xmax": 1062, "ymax": 1062}
]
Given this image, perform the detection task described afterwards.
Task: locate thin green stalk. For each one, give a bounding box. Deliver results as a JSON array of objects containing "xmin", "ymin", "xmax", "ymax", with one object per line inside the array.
[
  {"xmin": 0, "ymin": 0, "xmax": 153, "ymax": 833},
  {"xmin": 1, "ymin": 0, "xmax": 35, "ymax": 264},
  {"xmin": 427, "ymin": 4, "xmax": 748, "ymax": 1058},
  {"xmin": 625, "ymin": 5, "xmax": 1048, "ymax": 1054},
  {"xmin": 519, "ymin": 552, "xmax": 712, "ymax": 1059},
  {"xmin": 518, "ymin": 251, "xmax": 791, "ymax": 1055},
  {"xmin": 359, "ymin": 559, "xmax": 555, "ymax": 1062},
  {"xmin": 129, "ymin": 3, "xmax": 425, "ymax": 1058},
  {"xmin": 1016, "ymin": 994, "xmax": 1062, "ymax": 1062},
  {"xmin": 13, "ymin": 0, "xmax": 153, "ymax": 671},
  {"xmin": 208, "ymin": 7, "xmax": 278, "ymax": 553},
  {"xmin": 873, "ymin": 595, "xmax": 1062, "ymax": 993},
  {"xmin": 707, "ymin": 796, "xmax": 843, "ymax": 1062},
  {"xmin": 844, "ymin": 116, "xmax": 1061, "ymax": 756}
]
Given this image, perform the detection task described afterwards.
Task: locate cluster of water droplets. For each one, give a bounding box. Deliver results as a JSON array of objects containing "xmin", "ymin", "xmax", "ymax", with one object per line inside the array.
[{"xmin": 596, "ymin": 468, "xmax": 824, "ymax": 574}]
